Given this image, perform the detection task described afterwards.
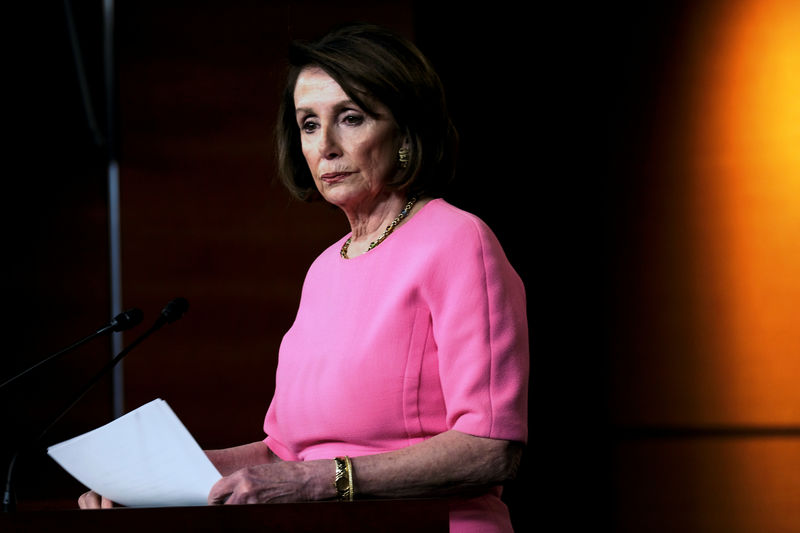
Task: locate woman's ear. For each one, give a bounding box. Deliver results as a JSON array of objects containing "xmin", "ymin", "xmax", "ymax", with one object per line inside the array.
[{"xmin": 398, "ymin": 144, "xmax": 410, "ymax": 169}]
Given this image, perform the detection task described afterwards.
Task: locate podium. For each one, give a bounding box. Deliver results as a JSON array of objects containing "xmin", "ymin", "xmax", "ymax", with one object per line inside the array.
[{"xmin": 1, "ymin": 499, "xmax": 449, "ymax": 532}]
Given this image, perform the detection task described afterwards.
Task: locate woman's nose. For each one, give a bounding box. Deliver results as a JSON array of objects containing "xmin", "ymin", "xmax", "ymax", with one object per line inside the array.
[{"xmin": 319, "ymin": 125, "xmax": 341, "ymax": 159}]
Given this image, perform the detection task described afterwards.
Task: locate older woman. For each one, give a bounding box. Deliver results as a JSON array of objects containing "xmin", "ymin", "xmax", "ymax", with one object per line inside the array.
[{"xmin": 81, "ymin": 23, "xmax": 529, "ymax": 533}]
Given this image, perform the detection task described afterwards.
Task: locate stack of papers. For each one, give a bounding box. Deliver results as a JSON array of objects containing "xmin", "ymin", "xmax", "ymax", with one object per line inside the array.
[{"xmin": 47, "ymin": 398, "xmax": 222, "ymax": 507}]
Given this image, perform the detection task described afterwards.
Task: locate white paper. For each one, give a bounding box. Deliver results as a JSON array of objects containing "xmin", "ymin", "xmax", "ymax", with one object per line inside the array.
[{"xmin": 47, "ymin": 398, "xmax": 221, "ymax": 507}]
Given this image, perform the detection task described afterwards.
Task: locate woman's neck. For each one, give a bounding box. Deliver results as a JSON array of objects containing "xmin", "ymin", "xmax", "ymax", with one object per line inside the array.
[
  {"xmin": 347, "ymin": 194, "xmax": 405, "ymax": 242},
  {"xmin": 342, "ymin": 194, "xmax": 430, "ymax": 258}
]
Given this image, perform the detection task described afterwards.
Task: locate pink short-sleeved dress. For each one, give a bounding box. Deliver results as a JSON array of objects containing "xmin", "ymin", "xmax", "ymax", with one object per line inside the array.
[{"xmin": 264, "ymin": 199, "xmax": 529, "ymax": 532}]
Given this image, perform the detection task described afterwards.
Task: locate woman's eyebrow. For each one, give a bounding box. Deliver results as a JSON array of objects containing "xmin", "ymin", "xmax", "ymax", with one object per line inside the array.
[
  {"xmin": 333, "ymin": 100, "xmax": 360, "ymax": 111},
  {"xmin": 295, "ymin": 106, "xmax": 315, "ymax": 117},
  {"xmin": 295, "ymin": 99, "xmax": 361, "ymax": 117}
]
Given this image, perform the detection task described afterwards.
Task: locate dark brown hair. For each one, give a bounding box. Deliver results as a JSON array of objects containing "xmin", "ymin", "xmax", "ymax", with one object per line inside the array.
[{"xmin": 276, "ymin": 23, "xmax": 458, "ymax": 201}]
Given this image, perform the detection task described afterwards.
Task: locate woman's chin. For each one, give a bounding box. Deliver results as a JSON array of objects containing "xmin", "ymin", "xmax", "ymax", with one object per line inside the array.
[{"xmin": 319, "ymin": 184, "xmax": 368, "ymax": 209}]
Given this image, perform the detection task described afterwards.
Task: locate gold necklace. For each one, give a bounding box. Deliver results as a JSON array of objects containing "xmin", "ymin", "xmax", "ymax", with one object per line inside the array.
[{"xmin": 340, "ymin": 197, "xmax": 418, "ymax": 259}]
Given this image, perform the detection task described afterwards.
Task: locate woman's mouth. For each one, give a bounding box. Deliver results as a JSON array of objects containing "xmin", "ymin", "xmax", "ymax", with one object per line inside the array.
[{"xmin": 320, "ymin": 172, "xmax": 353, "ymax": 183}]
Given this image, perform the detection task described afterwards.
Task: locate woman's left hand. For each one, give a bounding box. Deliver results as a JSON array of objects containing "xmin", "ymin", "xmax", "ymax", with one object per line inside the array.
[{"xmin": 207, "ymin": 460, "xmax": 333, "ymax": 505}]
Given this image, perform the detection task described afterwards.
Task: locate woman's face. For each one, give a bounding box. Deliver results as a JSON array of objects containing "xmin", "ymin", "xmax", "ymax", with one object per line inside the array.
[{"xmin": 294, "ymin": 67, "xmax": 402, "ymax": 211}]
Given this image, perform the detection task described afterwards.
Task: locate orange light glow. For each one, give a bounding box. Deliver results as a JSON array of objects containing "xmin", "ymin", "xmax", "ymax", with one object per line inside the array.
[{"xmin": 693, "ymin": 0, "xmax": 800, "ymax": 424}]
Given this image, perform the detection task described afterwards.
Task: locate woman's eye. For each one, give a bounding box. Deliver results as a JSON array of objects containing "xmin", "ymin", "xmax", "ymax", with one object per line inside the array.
[
  {"xmin": 343, "ymin": 114, "xmax": 364, "ymax": 126},
  {"xmin": 301, "ymin": 121, "xmax": 318, "ymax": 133}
]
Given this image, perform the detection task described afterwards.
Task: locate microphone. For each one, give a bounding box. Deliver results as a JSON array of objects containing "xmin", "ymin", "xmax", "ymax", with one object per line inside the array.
[
  {"xmin": 0, "ymin": 308, "xmax": 144, "ymax": 390},
  {"xmin": 2, "ymin": 298, "xmax": 189, "ymax": 513},
  {"xmin": 155, "ymin": 297, "xmax": 189, "ymax": 327},
  {"xmin": 107, "ymin": 308, "xmax": 145, "ymax": 333}
]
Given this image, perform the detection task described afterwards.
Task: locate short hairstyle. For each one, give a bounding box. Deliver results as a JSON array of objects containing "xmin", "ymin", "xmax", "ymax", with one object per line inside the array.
[{"xmin": 276, "ymin": 23, "xmax": 458, "ymax": 201}]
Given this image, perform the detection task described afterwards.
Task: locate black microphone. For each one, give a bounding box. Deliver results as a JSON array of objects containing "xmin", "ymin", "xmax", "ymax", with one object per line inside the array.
[
  {"xmin": 0, "ymin": 308, "xmax": 144, "ymax": 390},
  {"xmin": 155, "ymin": 297, "xmax": 189, "ymax": 327},
  {"xmin": 2, "ymin": 298, "xmax": 188, "ymax": 513},
  {"xmin": 107, "ymin": 308, "xmax": 145, "ymax": 333}
]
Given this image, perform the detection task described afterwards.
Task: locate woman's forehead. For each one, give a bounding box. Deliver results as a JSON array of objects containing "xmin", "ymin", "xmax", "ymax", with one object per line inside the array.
[
  {"xmin": 293, "ymin": 66, "xmax": 392, "ymax": 120},
  {"xmin": 294, "ymin": 67, "xmax": 347, "ymax": 109}
]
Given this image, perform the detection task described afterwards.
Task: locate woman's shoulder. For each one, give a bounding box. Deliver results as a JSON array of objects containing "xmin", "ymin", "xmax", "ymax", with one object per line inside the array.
[
  {"xmin": 412, "ymin": 198, "xmax": 501, "ymax": 248},
  {"xmin": 410, "ymin": 198, "xmax": 524, "ymax": 293},
  {"xmin": 419, "ymin": 197, "xmax": 481, "ymax": 222}
]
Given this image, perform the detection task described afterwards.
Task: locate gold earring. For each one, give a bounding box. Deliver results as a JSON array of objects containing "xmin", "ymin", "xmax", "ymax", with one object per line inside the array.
[{"xmin": 398, "ymin": 147, "xmax": 409, "ymax": 169}]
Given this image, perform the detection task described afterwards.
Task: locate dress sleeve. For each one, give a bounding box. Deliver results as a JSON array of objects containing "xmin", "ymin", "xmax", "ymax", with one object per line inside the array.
[{"xmin": 426, "ymin": 215, "xmax": 529, "ymax": 443}]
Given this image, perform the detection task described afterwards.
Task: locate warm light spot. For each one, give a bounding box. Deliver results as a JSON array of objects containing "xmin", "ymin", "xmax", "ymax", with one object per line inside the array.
[{"xmin": 694, "ymin": 0, "xmax": 800, "ymax": 424}]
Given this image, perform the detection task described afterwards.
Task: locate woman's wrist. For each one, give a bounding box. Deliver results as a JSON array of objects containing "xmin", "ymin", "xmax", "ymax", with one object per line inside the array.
[
  {"xmin": 333, "ymin": 456, "xmax": 355, "ymax": 501},
  {"xmin": 298, "ymin": 459, "xmax": 341, "ymax": 501}
]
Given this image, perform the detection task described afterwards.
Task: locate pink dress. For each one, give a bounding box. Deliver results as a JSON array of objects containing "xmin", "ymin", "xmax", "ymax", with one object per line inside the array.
[{"xmin": 264, "ymin": 199, "xmax": 529, "ymax": 532}]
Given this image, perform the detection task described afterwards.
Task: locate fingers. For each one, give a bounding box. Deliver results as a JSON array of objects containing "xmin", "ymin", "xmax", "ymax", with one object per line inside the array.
[
  {"xmin": 208, "ymin": 491, "xmax": 231, "ymax": 505},
  {"xmin": 208, "ymin": 471, "xmax": 257, "ymax": 505},
  {"xmin": 78, "ymin": 490, "xmax": 116, "ymax": 509},
  {"xmin": 207, "ymin": 476, "xmax": 233, "ymax": 505},
  {"xmin": 78, "ymin": 490, "xmax": 102, "ymax": 509}
]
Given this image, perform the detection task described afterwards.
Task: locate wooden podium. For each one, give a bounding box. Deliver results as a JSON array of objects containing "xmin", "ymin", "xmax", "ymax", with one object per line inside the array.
[{"xmin": 1, "ymin": 499, "xmax": 449, "ymax": 532}]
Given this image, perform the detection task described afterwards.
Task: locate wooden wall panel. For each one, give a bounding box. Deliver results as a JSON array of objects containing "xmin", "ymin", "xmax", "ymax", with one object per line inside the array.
[{"xmin": 115, "ymin": 0, "xmax": 415, "ymax": 447}]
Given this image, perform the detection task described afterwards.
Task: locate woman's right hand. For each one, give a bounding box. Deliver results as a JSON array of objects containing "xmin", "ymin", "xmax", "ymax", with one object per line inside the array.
[{"xmin": 78, "ymin": 490, "xmax": 115, "ymax": 509}]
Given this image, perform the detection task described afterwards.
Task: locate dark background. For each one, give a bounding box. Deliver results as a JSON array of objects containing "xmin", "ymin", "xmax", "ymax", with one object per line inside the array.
[{"xmin": 3, "ymin": 1, "xmax": 798, "ymax": 531}]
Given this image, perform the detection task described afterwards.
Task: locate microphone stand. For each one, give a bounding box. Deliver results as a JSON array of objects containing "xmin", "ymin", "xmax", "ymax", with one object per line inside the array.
[
  {"xmin": 2, "ymin": 307, "xmax": 181, "ymax": 513},
  {"xmin": 0, "ymin": 308, "xmax": 142, "ymax": 391},
  {"xmin": 0, "ymin": 329, "xmax": 112, "ymax": 390}
]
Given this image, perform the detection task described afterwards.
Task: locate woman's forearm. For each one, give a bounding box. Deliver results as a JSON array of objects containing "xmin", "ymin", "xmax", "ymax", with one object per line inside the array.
[
  {"xmin": 208, "ymin": 431, "xmax": 522, "ymax": 504},
  {"xmin": 205, "ymin": 441, "xmax": 278, "ymax": 476},
  {"xmin": 350, "ymin": 430, "xmax": 522, "ymax": 499}
]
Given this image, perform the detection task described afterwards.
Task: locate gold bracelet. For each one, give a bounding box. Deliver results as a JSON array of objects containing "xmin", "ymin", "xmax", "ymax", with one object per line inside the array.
[
  {"xmin": 333, "ymin": 456, "xmax": 354, "ymax": 501},
  {"xmin": 344, "ymin": 456, "xmax": 354, "ymax": 501}
]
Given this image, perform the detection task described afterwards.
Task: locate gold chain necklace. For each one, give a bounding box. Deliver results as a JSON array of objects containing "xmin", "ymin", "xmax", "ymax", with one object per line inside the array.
[{"xmin": 340, "ymin": 197, "xmax": 418, "ymax": 259}]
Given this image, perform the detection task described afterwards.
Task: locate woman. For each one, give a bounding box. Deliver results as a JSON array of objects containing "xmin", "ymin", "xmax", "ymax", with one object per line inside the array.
[{"xmin": 81, "ymin": 23, "xmax": 529, "ymax": 533}]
